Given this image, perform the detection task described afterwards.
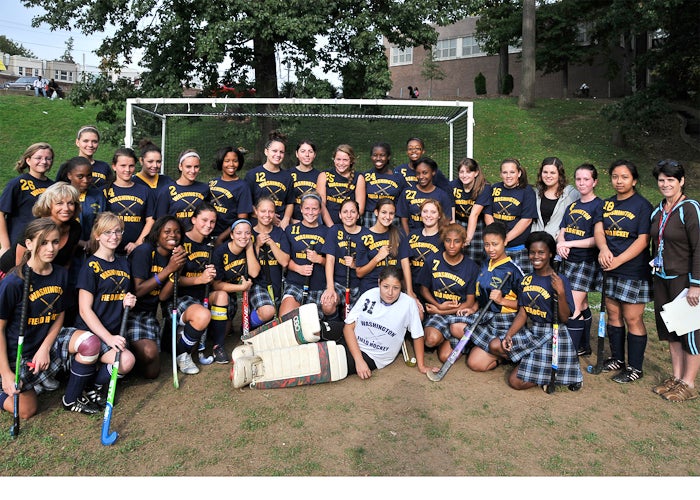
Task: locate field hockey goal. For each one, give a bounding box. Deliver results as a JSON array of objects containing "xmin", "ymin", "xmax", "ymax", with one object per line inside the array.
[{"xmin": 124, "ymin": 98, "xmax": 474, "ymax": 181}]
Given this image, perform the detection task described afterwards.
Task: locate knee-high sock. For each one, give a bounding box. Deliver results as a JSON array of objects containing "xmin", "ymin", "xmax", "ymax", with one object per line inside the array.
[
  {"xmin": 627, "ymin": 333, "xmax": 647, "ymax": 371},
  {"xmin": 65, "ymin": 359, "xmax": 96, "ymax": 404},
  {"xmin": 209, "ymin": 304, "xmax": 228, "ymax": 347},
  {"xmin": 566, "ymin": 316, "xmax": 585, "ymax": 353},
  {"xmin": 607, "ymin": 324, "xmax": 626, "ymax": 363},
  {"xmin": 94, "ymin": 363, "xmax": 112, "ymax": 387},
  {"xmin": 581, "ymin": 307, "xmax": 593, "ymax": 351},
  {"xmin": 177, "ymin": 322, "xmax": 205, "ymax": 355}
]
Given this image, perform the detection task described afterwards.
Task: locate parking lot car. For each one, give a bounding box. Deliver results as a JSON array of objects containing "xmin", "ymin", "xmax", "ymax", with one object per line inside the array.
[{"xmin": 4, "ymin": 76, "xmax": 36, "ymax": 90}]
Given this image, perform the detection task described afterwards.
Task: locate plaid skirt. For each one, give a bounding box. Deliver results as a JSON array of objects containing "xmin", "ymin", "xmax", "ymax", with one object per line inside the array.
[
  {"xmin": 249, "ymin": 283, "xmax": 277, "ymax": 311},
  {"xmin": 561, "ymin": 259, "xmax": 602, "ymax": 293},
  {"xmin": 333, "ymin": 281, "xmax": 360, "ymax": 311},
  {"xmin": 363, "ymin": 211, "xmax": 377, "ymax": 228},
  {"xmin": 425, "ymin": 313, "xmax": 469, "ymax": 348},
  {"xmin": 282, "ymin": 283, "xmax": 327, "ymax": 317},
  {"xmin": 470, "ymin": 311, "xmax": 518, "ymax": 352},
  {"xmin": 126, "ymin": 310, "xmax": 161, "ymax": 346},
  {"xmin": 0, "ymin": 353, "xmax": 63, "ymax": 394},
  {"xmin": 507, "ymin": 247, "xmax": 532, "ymax": 275},
  {"xmin": 512, "ymin": 322, "xmax": 582, "ymax": 386},
  {"xmin": 461, "ymin": 219, "xmax": 486, "ymax": 267},
  {"xmin": 604, "ymin": 275, "xmax": 653, "ymax": 304}
]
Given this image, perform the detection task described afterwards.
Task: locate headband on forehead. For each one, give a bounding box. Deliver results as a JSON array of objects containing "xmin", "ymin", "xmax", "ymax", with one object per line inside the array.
[
  {"xmin": 179, "ymin": 151, "xmax": 200, "ymax": 163},
  {"xmin": 230, "ymin": 219, "xmax": 252, "ymax": 231},
  {"xmin": 77, "ymin": 126, "xmax": 99, "ymax": 139},
  {"xmin": 301, "ymin": 192, "xmax": 322, "ymax": 204}
]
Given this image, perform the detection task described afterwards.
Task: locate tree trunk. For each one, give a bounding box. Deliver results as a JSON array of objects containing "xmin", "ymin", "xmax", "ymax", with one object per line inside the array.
[
  {"xmin": 561, "ymin": 59, "xmax": 569, "ymax": 98},
  {"xmin": 253, "ymin": 37, "xmax": 280, "ymax": 165},
  {"xmin": 518, "ymin": 0, "xmax": 536, "ymax": 109},
  {"xmin": 498, "ymin": 44, "xmax": 509, "ymax": 95},
  {"xmin": 634, "ymin": 32, "xmax": 648, "ymax": 91}
]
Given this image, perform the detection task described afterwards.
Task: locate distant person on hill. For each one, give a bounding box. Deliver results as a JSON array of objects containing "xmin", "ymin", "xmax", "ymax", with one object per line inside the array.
[{"xmin": 33, "ymin": 76, "xmax": 47, "ymax": 97}]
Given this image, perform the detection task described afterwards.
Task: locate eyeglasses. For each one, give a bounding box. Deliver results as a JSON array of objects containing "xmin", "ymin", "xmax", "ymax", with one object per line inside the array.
[
  {"xmin": 30, "ymin": 156, "xmax": 53, "ymax": 162},
  {"xmin": 103, "ymin": 230, "xmax": 124, "ymax": 237},
  {"xmin": 657, "ymin": 160, "xmax": 681, "ymax": 168}
]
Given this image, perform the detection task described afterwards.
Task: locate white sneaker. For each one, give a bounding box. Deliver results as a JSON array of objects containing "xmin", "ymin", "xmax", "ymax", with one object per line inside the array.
[
  {"xmin": 176, "ymin": 353, "xmax": 200, "ymax": 375},
  {"xmin": 231, "ymin": 356, "xmax": 262, "ymax": 388}
]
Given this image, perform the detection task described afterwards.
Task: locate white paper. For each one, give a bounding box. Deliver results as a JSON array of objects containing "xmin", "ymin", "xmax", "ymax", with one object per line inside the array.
[{"xmin": 659, "ymin": 288, "xmax": 700, "ymax": 335}]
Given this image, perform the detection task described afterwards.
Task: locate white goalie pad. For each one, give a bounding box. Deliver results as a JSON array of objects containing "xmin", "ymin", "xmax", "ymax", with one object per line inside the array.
[{"xmin": 241, "ymin": 303, "xmax": 321, "ymax": 350}]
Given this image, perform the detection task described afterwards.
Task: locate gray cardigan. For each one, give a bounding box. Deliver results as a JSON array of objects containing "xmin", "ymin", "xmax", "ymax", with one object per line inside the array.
[{"xmin": 531, "ymin": 184, "xmax": 580, "ymax": 238}]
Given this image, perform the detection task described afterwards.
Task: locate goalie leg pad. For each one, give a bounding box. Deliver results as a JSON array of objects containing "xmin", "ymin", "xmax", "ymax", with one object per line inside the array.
[
  {"xmin": 250, "ymin": 341, "xmax": 348, "ymax": 389},
  {"xmin": 243, "ymin": 303, "xmax": 321, "ymax": 350}
]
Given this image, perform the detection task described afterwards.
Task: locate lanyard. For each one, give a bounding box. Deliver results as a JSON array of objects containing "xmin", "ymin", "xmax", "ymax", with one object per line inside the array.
[{"xmin": 657, "ymin": 195, "xmax": 684, "ymax": 246}]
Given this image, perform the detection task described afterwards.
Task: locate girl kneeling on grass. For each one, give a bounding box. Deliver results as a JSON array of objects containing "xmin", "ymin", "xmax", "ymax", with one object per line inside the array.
[
  {"xmin": 491, "ymin": 231, "xmax": 583, "ymax": 391},
  {"xmin": 328, "ymin": 266, "xmax": 435, "ymax": 379},
  {"xmin": 0, "ymin": 219, "xmax": 68, "ymax": 418},
  {"xmin": 54, "ymin": 212, "xmax": 137, "ymax": 413}
]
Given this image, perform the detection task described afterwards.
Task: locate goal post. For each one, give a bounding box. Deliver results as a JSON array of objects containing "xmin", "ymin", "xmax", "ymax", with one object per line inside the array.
[{"xmin": 124, "ymin": 97, "xmax": 474, "ymax": 181}]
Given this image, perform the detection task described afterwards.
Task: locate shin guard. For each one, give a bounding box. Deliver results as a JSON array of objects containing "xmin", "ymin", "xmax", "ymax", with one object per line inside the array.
[{"xmin": 241, "ymin": 303, "xmax": 321, "ymax": 352}]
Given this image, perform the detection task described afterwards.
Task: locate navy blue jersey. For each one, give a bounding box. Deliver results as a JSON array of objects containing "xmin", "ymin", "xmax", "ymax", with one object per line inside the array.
[
  {"xmin": 290, "ymin": 167, "xmax": 321, "ymax": 221},
  {"xmin": 600, "ymin": 192, "xmax": 653, "ymax": 279},
  {"xmin": 128, "ymin": 242, "xmax": 169, "ymax": 314},
  {"xmin": 416, "ymin": 254, "xmax": 479, "ymax": 304},
  {"xmin": 133, "ymin": 172, "xmax": 174, "ymax": 202},
  {"xmin": 322, "ymin": 170, "xmax": 363, "ymax": 225},
  {"xmin": 364, "ymin": 170, "xmax": 405, "ymax": 214},
  {"xmin": 104, "ymin": 183, "xmax": 155, "ymax": 252},
  {"xmin": 407, "ymin": 229, "xmax": 443, "ymax": 282},
  {"xmin": 252, "ymin": 226, "xmax": 290, "ymax": 298},
  {"xmin": 0, "ymin": 173, "xmax": 54, "ymax": 245},
  {"xmin": 484, "ymin": 183, "xmax": 537, "ymax": 247},
  {"xmin": 74, "ymin": 255, "xmax": 131, "ymax": 335},
  {"xmin": 397, "ymin": 185, "xmax": 454, "ymax": 232},
  {"xmin": 208, "ymin": 177, "xmax": 253, "ymax": 238},
  {"xmin": 452, "ymin": 180, "xmax": 491, "ymax": 224},
  {"xmin": 90, "ymin": 160, "xmax": 112, "ymax": 190},
  {"xmin": 78, "ymin": 187, "xmax": 106, "ymax": 242},
  {"xmin": 475, "ymin": 257, "xmax": 523, "ymax": 313},
  {"xmin": 560, "ymin": 197, "xmax": 603, "ymax": 262},
  {"xmin": 155, "ymin": 180, "xmax": 210, "ymax": 225},
  {"xmin": 516, "ymin": 272, "xmax": 575, "ymax": 324},
  {"xmin": 0, "ymin": 266, "xmax": 68, "ymax": 363},
  {"xmin": 244, "ymin": 165, "xmax": 294, "ymax": 220},
  {"xmin": 181, "ymin": 235, "xmax": 215, "ymax": 302},
  {"xmin": 284, "ymin": 223, "xmax": 328, "ymax": 289},
  {"xmin": 320, "ymin": 224, "xmax": 371, "ymax": 289},
  {"xmin": 395, "ymin": 163, "xmax": 451, "ymax": 192},
  {"xmin": 213, "ymin": 242, "xmax": 248, "ymax": 288},
  {"xmin": 356, "ymin": 228, "xmax": 410, "ymax": 294}
]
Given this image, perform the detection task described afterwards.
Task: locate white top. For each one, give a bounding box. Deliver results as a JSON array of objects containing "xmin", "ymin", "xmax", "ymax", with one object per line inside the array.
[{"xmin": 344, "ymin": 287, "xmax": 424, "ymax": 369}]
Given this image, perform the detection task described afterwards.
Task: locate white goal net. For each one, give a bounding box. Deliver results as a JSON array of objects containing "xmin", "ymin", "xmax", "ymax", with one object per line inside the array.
[{"xmin": 124, "ymin": 98, "xmax": 474, "ymax": 180}]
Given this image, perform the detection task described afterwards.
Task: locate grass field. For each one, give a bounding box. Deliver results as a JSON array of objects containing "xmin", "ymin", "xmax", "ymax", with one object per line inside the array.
[{"xmin": 1, "ymin": 93, "xmax": 697, "ymax": 200}]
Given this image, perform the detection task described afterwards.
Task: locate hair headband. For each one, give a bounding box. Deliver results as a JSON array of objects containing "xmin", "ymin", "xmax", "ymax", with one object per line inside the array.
[
  {"xmin": 231, "ymin": 219, "xmax": 253, "ymax": 231},
  {"xmin": 179, "ymin": 151, "xmax": 200, "ymax": 163}
]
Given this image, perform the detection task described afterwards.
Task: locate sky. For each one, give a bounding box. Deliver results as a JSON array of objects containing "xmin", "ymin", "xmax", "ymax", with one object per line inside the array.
[{"xmin": 1, "ymin": 0, "xmax": 128, "ymax": 70}]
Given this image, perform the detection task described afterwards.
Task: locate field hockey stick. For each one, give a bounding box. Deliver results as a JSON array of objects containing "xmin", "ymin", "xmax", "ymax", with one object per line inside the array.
[
  {"xmin": 262, "ymin": 244, "xmax": 278, "ymax": 317},
  {"xmin": 302, "ymin": 242, "xmax": 316, "ymax": 305},
  {"xmin": 242, "ymin": 261, "xmax": 250, "ymax": 337},
  {"xmin": 587, "ymin": 271, "xmax": 606, "ymax": 374},
  {"xmin": 401, "ymin": 339, "xmax": 417, "ymax": 367},
  {"xmin": 171, "ymin": 271, "xmax": 179, "ymax": 389},
  {"xmin": 545, "ymin": 293, "xmax": 560, "ymax": 394},
  {"xmin": 199, "ymin": 238, "xmax": 215, "ymax": 365},
  {"xmin": 10, "ymin": 264, "xmax": 32, "ymax": 439},
  {"xmin": 427, "ymin": 272, "xmax": 511, "ymax": 382},
  {"xmin": 344, "ymin": 236, "xmax": 351, "ymax": 319},
  {"xmin": 101, "ymin": 305, "xmax": 129, "ymax": 446}
]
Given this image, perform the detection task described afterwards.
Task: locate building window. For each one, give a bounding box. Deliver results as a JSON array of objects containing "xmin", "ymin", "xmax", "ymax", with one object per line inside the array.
[
  {"xmin": 461, "ymin": 36, "xmax": 484, "ymax": 57},
  {"xmin": 390, "ymin": 47, "xmax": 413, "ymax": 66},
  {"xmin": 434, "ymin": 38, "xmax": 458, "ymax": 60},
  {"xmin": 54, "ymin": 70, "xmax": 73, "ymax": 82},
  {"xmin": 576, "ymin": 22, "xmax": 594, "ymax": 46},
  {"xmin": 18, "ymin": 66, "xmax": 24, "ymax": 76}
]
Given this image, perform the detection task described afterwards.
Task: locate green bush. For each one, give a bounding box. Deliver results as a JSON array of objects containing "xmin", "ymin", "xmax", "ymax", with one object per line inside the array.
[
  {"xmin": 502, "ymin": 74, "xmax": 514, "ymax": 95},
  {"xmin": 475, "ymin": 72, "xmax": 487, "ymax": 95}
]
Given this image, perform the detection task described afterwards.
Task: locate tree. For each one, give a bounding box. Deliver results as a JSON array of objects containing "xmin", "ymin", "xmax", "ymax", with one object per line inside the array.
[
  {"xmin": 471, "ymin": 1, "xmax": 522, "ymax": 96},
  {"xmin": 421, "ymin": 47, "xmax": 446, "ymax": 98},
  {"xmin": 518, "ymin": 0, "xmax": 536, "ymax": 108},
  {"xmin": 60, "ymin": 36, "xmax": 75, "ymax": 63},
  {"xmin": 0, "ymin": 35, "xmax": 36, "ymax": 58}
]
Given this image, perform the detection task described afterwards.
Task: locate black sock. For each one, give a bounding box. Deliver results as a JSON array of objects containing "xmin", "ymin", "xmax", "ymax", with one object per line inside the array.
[
  {"xmin": 65, "ymin": 360, "xmax": 96, "ymax": 404},
  {"xmin": 607, "ymin": 324, "xmax": 626, "ymax": 362},
  {"xmin": 177, "ymin": 323, "xmax": 204, "ymax": 355},
  {"xmin": 627, "ymin": 333, "xmax": 647, "ymax": 371},
  {"xmin": 94, "ymin": 363, "xmax": 112, "ymax": 387},
  {"xmin": 581, "ymin": 307, "xmax": 593, "ymax": 351},
  {"xmin": 566, "ymin": 317, "xmax": 585, "ymax": 352}
]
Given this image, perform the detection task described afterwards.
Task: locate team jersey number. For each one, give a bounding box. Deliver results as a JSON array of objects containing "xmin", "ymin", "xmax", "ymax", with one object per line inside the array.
[
  {"xmin": 493, "ymin": 187, "xmax": 502, "ymax": 197},
  {"xmin": 19, "ymin": 179, "xmax": 36, "ymax": 192}
]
